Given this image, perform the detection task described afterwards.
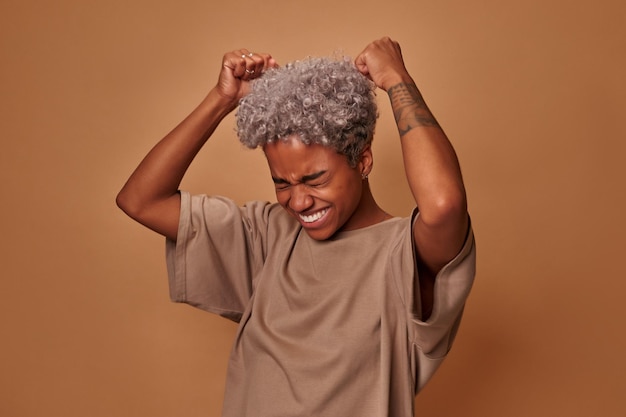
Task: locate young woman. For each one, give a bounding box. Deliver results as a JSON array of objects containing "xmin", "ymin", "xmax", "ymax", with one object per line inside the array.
[{"xmin": 117, "ymin": 37, "xmax": 476, "ymax": 417}]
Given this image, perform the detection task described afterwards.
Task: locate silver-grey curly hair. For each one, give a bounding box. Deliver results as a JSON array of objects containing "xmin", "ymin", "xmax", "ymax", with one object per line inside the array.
[{"xmin": 236, "ymin": 56, "xmax": 378, "ymax": 167}]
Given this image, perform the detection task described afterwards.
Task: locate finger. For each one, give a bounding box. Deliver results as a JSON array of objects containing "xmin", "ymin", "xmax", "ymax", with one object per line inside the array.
[
  {"xmin": 354, "ymin": 54, "xmax": 370, "ymax": 77},
  {"xmin": 243, "ymin": 52, "xmax": 278, "ymax": 80},
  {"xmin": 242, "ymin": 51, "xmax": 260, "ymax": 79},
  {"xmin": 230, "ymin": 50, "xmax": 258, "ymax": 81},
  {"xmin": 224, "ymin": 49, "xmax": 278, "ymax": 82},
  {"xmin": 223, "ymin": 51, "xmax": 248, "ymax": 78},
  {"xmin": 238, "ymin": 49, "xmax": 256, "ymax": 80},
  {"xmin": 246, "ymin": 52, "xmax": 271, "ymax": 77}
]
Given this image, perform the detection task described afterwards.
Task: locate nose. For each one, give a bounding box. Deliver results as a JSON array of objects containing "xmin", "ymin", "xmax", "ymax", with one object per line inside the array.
[{"xmin": 288, "ymin": 184, "xmax": 314, "ymax": 212}]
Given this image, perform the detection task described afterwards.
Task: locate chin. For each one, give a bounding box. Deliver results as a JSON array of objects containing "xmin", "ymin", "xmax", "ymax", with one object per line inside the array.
[{"xmin": 302, "ymin": 227, "xmax": 335, "ymax": 241}]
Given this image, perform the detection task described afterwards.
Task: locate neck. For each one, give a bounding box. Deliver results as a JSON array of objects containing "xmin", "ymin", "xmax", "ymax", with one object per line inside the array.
[{"xmin": 341, "ymin": 181, "xmax": 390, "ymax": 232}]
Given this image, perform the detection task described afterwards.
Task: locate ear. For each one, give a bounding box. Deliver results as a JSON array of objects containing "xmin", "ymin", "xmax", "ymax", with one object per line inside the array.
[{"xmin": 357, "ymin": 145, "xmax": 373, "ymax": 178}]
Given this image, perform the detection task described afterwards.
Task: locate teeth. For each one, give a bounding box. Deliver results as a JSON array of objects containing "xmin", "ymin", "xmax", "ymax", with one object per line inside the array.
[{"xmin": 299, "ymin": 208, "xmax": 328, "ymax": 223}]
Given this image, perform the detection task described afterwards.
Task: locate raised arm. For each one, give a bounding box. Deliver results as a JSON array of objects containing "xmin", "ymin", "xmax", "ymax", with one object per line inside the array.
[
  {"xmin": 116, "ymin": 50, "xmax": 277, "ymax": 240},
  {"xmin": 355, "ymin": 37, "xmax": 468, "ymax": 318}
]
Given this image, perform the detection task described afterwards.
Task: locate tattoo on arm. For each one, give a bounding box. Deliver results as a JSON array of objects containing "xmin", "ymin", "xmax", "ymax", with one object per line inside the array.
[{"xmin": 388, "ymin": 82, "xmax": 440, "ymax": 136}]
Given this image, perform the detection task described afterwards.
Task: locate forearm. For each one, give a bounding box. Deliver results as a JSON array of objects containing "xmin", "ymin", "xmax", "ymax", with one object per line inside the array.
[
  {"xmin": 390, "ymin": 81, "xmax": 468, "ymax": 287},
  {"xmin": 355, "ymin": 37, "xmax": 469, "ymax": 319},
  {"xmin": 116, "ymin": 88, "xmax": 235, "ymax": 237},
  {"xmin": 389, "ymin": 82, "xmax": 467, "ymax": 225}
]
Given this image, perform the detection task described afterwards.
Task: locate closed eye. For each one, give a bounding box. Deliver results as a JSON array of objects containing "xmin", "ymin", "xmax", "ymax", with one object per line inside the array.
[
  {"xmin": 307, "ymin": 180, "xmax": 327, "ymax": 188},
  {"xmin": 271, "ymin": 170, "xmax": 328, "ymax": 189},
  {"xmin": 272, "ymin": 177, "xmax": 290, "ymax": 189}
]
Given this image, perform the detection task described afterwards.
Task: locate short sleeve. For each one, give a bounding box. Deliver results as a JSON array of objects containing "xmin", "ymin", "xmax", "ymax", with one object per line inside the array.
[
  {"xmin": 165, "ymin": 191, "xmax": 273, "ymax": 322},
  {"xmin": 410, "ymin": 222, "xmax": 476, "ymax": 390}
]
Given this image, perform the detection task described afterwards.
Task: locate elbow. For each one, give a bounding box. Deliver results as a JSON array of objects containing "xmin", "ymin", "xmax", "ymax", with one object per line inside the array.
[
  {"xmin": 116, "ymin": 188, "xmax": 143, "ymax": 220},
  {"xmin": 419, "ymin": 188, "xmax": 467, "ymax": 228},
  {"xmin": 115, "ymin": 190, "xmax": 128, "ymax": 213}
]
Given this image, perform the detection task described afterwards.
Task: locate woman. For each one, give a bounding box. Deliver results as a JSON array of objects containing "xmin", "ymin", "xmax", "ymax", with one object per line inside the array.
[{"xmin": 117, "ymin": 37, "xmax": 476, "ymax": 417}]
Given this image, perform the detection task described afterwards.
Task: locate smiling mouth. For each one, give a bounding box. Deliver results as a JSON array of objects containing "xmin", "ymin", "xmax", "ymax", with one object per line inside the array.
[{"xmin": 298, "ymin": 208, "xmax": 329, "ymax": 224}]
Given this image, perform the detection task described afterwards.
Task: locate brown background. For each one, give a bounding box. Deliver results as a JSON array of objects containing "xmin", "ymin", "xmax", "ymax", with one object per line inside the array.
[{"xmin": 2, "ymin": 0, "xmax": 625, "ymax": 416}]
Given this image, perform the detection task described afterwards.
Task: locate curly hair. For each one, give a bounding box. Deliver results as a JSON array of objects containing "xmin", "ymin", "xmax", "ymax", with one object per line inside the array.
[{"xmin": 236, "ymin": 56, "xmax": 378, "ymax": 167}]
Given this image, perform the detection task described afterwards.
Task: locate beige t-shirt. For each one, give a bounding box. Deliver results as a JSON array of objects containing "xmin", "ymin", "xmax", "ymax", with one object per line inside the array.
[{"xmin": 166, "ymin": 191, "xmax": 476, "ymax": 417}]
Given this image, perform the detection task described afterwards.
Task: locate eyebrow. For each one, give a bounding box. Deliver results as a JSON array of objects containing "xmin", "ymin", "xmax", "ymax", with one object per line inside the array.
[{"xmin": 272, "ymin": 170, "xmax": 327, "ymax": 185}]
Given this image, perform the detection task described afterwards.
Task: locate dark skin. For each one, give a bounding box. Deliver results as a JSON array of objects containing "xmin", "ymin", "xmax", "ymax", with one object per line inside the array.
[
  {"xmin": 117, "ymin": 38, "xmax": 468, "ymax": 320},
  {"xmin": 263, "ymin": 137, "xmax": 388, "ymax": 242},
  {"xmin": 356, "ymin": 38, "xmax": 468, "ymax": 318}
]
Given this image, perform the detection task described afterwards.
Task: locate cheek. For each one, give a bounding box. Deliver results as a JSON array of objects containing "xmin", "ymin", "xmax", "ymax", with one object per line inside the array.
[
  {"xmin": 335, "ymin": 176, "xmax": 360, "ymax": 197},
  {"xmin": 275, "ymin": 190, "xmax": 290, "ymax": 208},
  {"xmin": 338, "ymin": 181, "xmax": 363, "ymax": 210}
]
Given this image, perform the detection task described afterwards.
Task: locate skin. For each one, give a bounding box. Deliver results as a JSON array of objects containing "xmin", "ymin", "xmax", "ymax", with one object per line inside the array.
[
  {"xmin": 356, "ymin": 38, "xmax": 468, "ymax": 318},
  {"xmin": 117, "ymin": 37, "xmax": 468, "ymax": 319},
  {"xmin": 116, "ymin": 48, "xmax": 277, "ymax": 240},
  {"xmin": 263, "ymin": 137, "xmax": 389, "ymax": 241}
]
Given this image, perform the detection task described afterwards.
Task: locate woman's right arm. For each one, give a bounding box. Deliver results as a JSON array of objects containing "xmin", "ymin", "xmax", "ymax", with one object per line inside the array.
[{"xmin": 116, "ymin": 50, "xmax": 276, "ymax": 241}]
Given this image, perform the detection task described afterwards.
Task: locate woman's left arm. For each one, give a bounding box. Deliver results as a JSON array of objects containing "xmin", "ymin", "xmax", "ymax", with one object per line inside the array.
[{"xmin": 356, "ymin": 37, "xmax": 469, "ymax": 318}]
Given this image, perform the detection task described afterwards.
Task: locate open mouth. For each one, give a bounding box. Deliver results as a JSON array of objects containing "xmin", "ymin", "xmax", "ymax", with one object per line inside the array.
[{"xmin": 298, "ymin": 208, "xmax": 329, "ymax": 224}]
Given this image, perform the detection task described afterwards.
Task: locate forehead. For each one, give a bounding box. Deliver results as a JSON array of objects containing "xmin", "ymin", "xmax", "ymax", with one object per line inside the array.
[{"xmin": 263, "ymin": 137, "xmax": 348, "ymax": 175}]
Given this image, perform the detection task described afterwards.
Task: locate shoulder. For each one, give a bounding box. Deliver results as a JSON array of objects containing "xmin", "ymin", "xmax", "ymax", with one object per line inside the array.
[
  {"xmin": 183, "ymin": 192, "xmax": 302, "ymax": 239},
  {"xmin": 335, "ymin": 215, "xmax": 411, "ymax": 242}
]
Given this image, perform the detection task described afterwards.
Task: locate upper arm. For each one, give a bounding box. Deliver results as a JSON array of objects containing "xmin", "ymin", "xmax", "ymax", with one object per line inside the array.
[
  {"xmin": 412, "ymin": 209, "xmax": 469, "ymax": 321},
  {"xmin": 413, "ymin": 208, "xmax": 469, "ymax": 277},
  {"xmin": 117, "ymin": 192, "xmax": 181, "ymax": 241}
]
